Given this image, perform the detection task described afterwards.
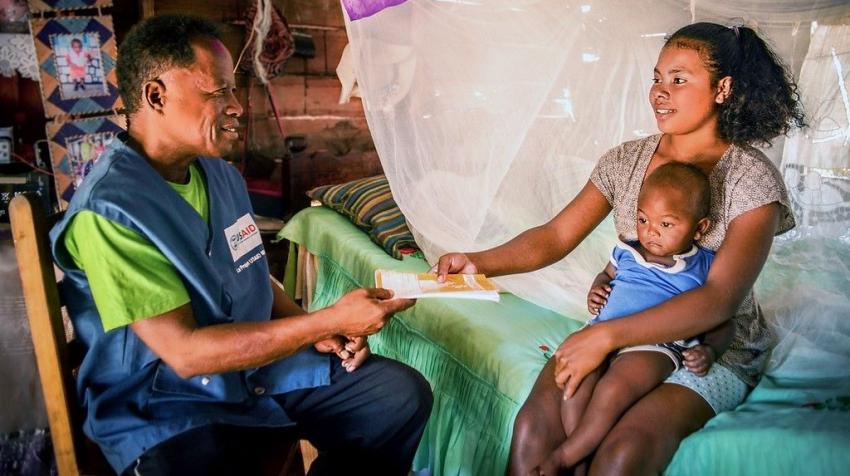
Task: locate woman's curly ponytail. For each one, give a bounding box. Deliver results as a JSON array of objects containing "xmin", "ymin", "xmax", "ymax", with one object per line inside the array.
[{"xmin": 667, "ymin": 22, "xmax": 806, "ymax": 146}]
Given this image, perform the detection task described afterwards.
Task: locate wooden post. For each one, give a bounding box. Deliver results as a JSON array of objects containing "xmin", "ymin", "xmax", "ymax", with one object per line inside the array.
[
  {"xmin": 140, "ymin": 0, "xmax": 155, "ymax": 19},
  {"xmin": 9, "ymin": 195, "xmax": 81, "ymax": 476}
]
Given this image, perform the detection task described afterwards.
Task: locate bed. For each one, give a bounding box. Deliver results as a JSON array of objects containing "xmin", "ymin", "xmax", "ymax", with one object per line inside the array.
[{"xmin": 279, "ymin": 205, "xmax": 850, "ymax": 476}]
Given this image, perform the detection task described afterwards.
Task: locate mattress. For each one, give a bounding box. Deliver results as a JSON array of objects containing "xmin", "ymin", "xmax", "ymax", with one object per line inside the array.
[{"xmin": 279, "ymin": 206, "xmax": 850, "ymax": 476}]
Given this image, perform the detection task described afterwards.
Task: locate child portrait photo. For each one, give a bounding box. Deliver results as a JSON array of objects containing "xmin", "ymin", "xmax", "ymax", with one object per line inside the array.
[
  {"xmin": 50, "ymin": 32, "xmax": 108, "ymax": 100},
  {"xmin": 31, "ymin": 15, "xmax": 122, "ymax": 117},
  {"xmin": 65, "ymin": 131, "xmax": 114, "ymax": 185},
  {"xmin": 46, "ymin": 115, "xmax": 124, "ymax": 208}
]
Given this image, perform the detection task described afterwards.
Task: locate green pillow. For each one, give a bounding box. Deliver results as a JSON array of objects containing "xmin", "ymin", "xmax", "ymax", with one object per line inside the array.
[{"xmin": 306, "ymin": 175, "xmax": 419, "ymax": 259}]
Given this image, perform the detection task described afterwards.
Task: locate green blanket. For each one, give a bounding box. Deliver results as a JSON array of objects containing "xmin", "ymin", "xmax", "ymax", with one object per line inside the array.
[{"xmin": 279, "ymin": 206, "xmax": 850, "ymax": 476}]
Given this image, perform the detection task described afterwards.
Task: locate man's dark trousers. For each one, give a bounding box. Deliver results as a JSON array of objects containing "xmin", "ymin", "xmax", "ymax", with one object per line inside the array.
[{"xmin": 125, "ymin": 356, "xmax": 433, "ymax": 476}]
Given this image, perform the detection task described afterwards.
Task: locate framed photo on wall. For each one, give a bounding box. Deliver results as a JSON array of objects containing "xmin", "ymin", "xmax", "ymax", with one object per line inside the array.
[
  {"xmin": 26, "ymin": 0, "xmax": 112, "ymax": 13},
  {"xmin": 30, "ymin": 15, "xmax": 122, "ymax": 117},
  {"xmin": 46, "ymin": 115, "xmax": 124, "ymax": 208}
]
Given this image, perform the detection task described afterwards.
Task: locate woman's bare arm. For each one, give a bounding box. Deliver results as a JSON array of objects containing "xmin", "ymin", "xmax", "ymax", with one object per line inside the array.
[
  {"xmin": 448, "ymin": 181, "xmax": 612, "ymax": 277},
  {"xmin": 555, "ymin": 202, "xmax": 781, "ymax": 396}
]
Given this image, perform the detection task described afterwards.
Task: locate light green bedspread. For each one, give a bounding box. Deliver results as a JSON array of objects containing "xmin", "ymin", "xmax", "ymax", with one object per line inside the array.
[{"xmin": 279, "ymin": 206, "xmax": 850, "ymax": 476}]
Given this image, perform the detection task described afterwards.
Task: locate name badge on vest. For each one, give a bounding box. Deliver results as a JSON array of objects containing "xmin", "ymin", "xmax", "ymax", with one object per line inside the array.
[{"xmin": 225, "ymin": 213, "xmax": 263, "ymax": 262}]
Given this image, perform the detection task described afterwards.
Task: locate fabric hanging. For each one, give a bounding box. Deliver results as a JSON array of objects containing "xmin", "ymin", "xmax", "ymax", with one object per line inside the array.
[{"xmin": 237, "ymin": 0, "xmax": 294, "ymax": 84}]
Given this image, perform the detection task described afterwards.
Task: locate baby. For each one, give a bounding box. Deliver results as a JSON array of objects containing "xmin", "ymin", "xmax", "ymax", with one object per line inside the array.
[{"xmin": 538, "ymin": 162, "xmax": 734, "ymax": 473}]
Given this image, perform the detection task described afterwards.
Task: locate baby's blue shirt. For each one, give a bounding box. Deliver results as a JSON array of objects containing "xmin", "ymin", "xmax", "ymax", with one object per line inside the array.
[{"xmin": 592, "ymin": 240, "xmax": 715, "ymax": 323}]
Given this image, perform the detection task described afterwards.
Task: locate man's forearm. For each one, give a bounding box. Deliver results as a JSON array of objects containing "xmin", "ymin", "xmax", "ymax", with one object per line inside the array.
[
  {"xmin": 132, "ymin": 304, "xmax": 341, "ymax": 379},
  {"xmin": 180, "ymin": 310, "xmax": 340, "ymax": 376},
  {"xmin": 132, "ymin": 287, "xmax": 409, "ymax": 379}
]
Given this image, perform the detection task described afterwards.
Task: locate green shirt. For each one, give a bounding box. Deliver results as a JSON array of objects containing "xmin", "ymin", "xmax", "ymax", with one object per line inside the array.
[{"xmin": 65, "ymin": 163, "xmax": 209, "ymax": 332}]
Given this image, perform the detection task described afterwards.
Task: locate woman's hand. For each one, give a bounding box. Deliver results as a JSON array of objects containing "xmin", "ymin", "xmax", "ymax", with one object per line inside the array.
[
  {"xmin": 432, "ymin": 253, "xmax": 479, "ymax": 282},
  {"xmin": 554, "ymin": 324, "xmax": 615, "ymax": 398}
]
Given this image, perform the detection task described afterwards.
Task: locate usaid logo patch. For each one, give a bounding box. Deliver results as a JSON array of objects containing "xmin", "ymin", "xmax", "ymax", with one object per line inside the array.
[{"xmin": 224, "ymin": 213, "xmax": 263, "ymax": 262}]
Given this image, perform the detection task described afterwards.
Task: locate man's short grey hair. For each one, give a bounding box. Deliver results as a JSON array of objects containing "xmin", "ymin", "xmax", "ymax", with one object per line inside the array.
[{"xmin": 117, "ymin": 15, "xmax": 223, "ymax": 113}]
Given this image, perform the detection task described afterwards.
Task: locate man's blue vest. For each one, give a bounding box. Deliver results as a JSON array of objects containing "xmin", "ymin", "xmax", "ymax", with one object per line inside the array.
[{"xmin": 50, "ymin": 137, "xmax": 330, "ymax": 473}]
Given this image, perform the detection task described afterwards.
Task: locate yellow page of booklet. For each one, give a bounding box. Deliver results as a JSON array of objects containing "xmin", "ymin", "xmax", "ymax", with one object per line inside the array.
[{"xmin": 375, "ymin": 270, "xmax": 500, "ymax": 301}]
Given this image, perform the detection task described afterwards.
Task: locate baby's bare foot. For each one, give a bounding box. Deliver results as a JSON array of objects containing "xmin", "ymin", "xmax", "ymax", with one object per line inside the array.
[{"xmin": 529, "ymin": 448, "xmax": 570, "ymax": 476}]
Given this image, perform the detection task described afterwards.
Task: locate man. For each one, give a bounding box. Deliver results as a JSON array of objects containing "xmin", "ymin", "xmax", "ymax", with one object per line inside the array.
[{"xmin": 49, "ymin": 15, "xmax": 432, "ymax": 476}]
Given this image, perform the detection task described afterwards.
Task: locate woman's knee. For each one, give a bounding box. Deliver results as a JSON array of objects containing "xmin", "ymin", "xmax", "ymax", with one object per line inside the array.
[
  {"xmin": 512, "ymin": 404, "xmax": 539, "ymax": 445},
  {"xmin": 509, "ymin": 403, "xmax": 556, "ymax": 475},
  {"xmin": 512, "ymin": 396, "xmax": 563, "ymax": 448}
]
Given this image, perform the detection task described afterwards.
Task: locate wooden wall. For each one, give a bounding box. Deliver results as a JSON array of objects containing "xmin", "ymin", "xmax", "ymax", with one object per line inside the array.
[
  {"xmin": 270, "ymin": 0, "xmax": 372, "ymax": 157},
  {"xmin": 0, "ymin": 0, "xmax": 376, "ymax": 218},
  {"xmin": 151, "ymin": 0, "xmax": 374, "ymax": 160}
]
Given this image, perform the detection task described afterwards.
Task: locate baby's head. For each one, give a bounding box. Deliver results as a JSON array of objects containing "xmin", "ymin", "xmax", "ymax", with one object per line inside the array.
[
  {"xmin": 71, "ymin": 38, "xmax": 83, "ymax": 51},
  {"xmin": 636, "ymin": 162, "xmax": 711, "ymax": 257}
]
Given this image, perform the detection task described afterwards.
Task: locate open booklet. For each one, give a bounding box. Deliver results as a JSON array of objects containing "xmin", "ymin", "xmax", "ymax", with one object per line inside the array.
[{"xmin": 374, "ymin": 269, "xmax": 500, "ymax": 301}]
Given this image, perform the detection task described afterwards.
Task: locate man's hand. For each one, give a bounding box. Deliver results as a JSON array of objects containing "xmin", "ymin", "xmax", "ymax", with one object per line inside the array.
[
  {"xmin": 330, "ymin": 288, "xmax": 415, "ymax": 337},
  {"xmin": 682, "ymin": 344, "xmax": 716, "ymax": 377},
  {"xmin": 314, "ymin": 335, "xmax": 347, "ymax": 355},
  {"xmin": 587, "ymin": 283, "xmax": 611, "ymax": 315},
  {"xmin": 315, "ymin": 335, "xmax": 371, "ymax": 372},
  {"xmin": 341, "ymin": 336, "xmax": 370, "ymax": 372},
  {"xmin": 431, "ymin": 253, "xmax": 478, "ymax": 282}
]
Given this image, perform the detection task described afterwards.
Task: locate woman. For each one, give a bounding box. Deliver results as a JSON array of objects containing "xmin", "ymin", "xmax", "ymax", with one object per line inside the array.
[{"xmin": 434, "ymin": 22, "xmax": 803, "ymax": 475}]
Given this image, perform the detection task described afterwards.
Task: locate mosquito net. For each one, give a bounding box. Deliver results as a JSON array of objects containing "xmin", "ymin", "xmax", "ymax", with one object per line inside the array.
[{"xmin": 339, "ymin": 0, "xmax": 850, "ymax": 380}]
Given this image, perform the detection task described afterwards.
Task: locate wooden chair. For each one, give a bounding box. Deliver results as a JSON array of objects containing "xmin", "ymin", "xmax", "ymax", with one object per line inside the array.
[
  {"xmin": 9, "ymin": 193, "xmax": 111, "ymax": 476},
  {"xmin": 9, "ymin": 194, "xmax": 306, "ymax": 476}
]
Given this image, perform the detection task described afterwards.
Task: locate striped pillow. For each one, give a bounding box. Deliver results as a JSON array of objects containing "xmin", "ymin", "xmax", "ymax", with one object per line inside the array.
[{"xmin": 306, "ymin": 175, "xmax": 419, "ymax": 259}]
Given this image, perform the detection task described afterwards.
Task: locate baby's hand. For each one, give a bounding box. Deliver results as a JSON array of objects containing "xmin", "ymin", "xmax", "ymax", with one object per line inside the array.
[
  {"xmin": 682, "ymin": 344, "xmax": 716, "ymax": 377},
  {"xmin": 586, "ymin": 284, "xmax": 611, "ymax": 315}
]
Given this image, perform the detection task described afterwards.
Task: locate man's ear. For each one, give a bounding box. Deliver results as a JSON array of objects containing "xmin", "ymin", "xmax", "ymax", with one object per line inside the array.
[
  {"xmin": 693, "ymin": 217, "xmax": 711, "ymax": 241},
  {"xmin": 715, "ymin": 76, "xmax": 732, "ymax": 104},
  {"xmin": 142, "ymin": 79, "xmax": 167, "ymax": 113}
]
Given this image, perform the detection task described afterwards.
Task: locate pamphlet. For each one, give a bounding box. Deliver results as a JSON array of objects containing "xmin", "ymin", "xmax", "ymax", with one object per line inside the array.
[{"xmin": 374, "ymin": 269, "xmax": 500, "ymax": 301}]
